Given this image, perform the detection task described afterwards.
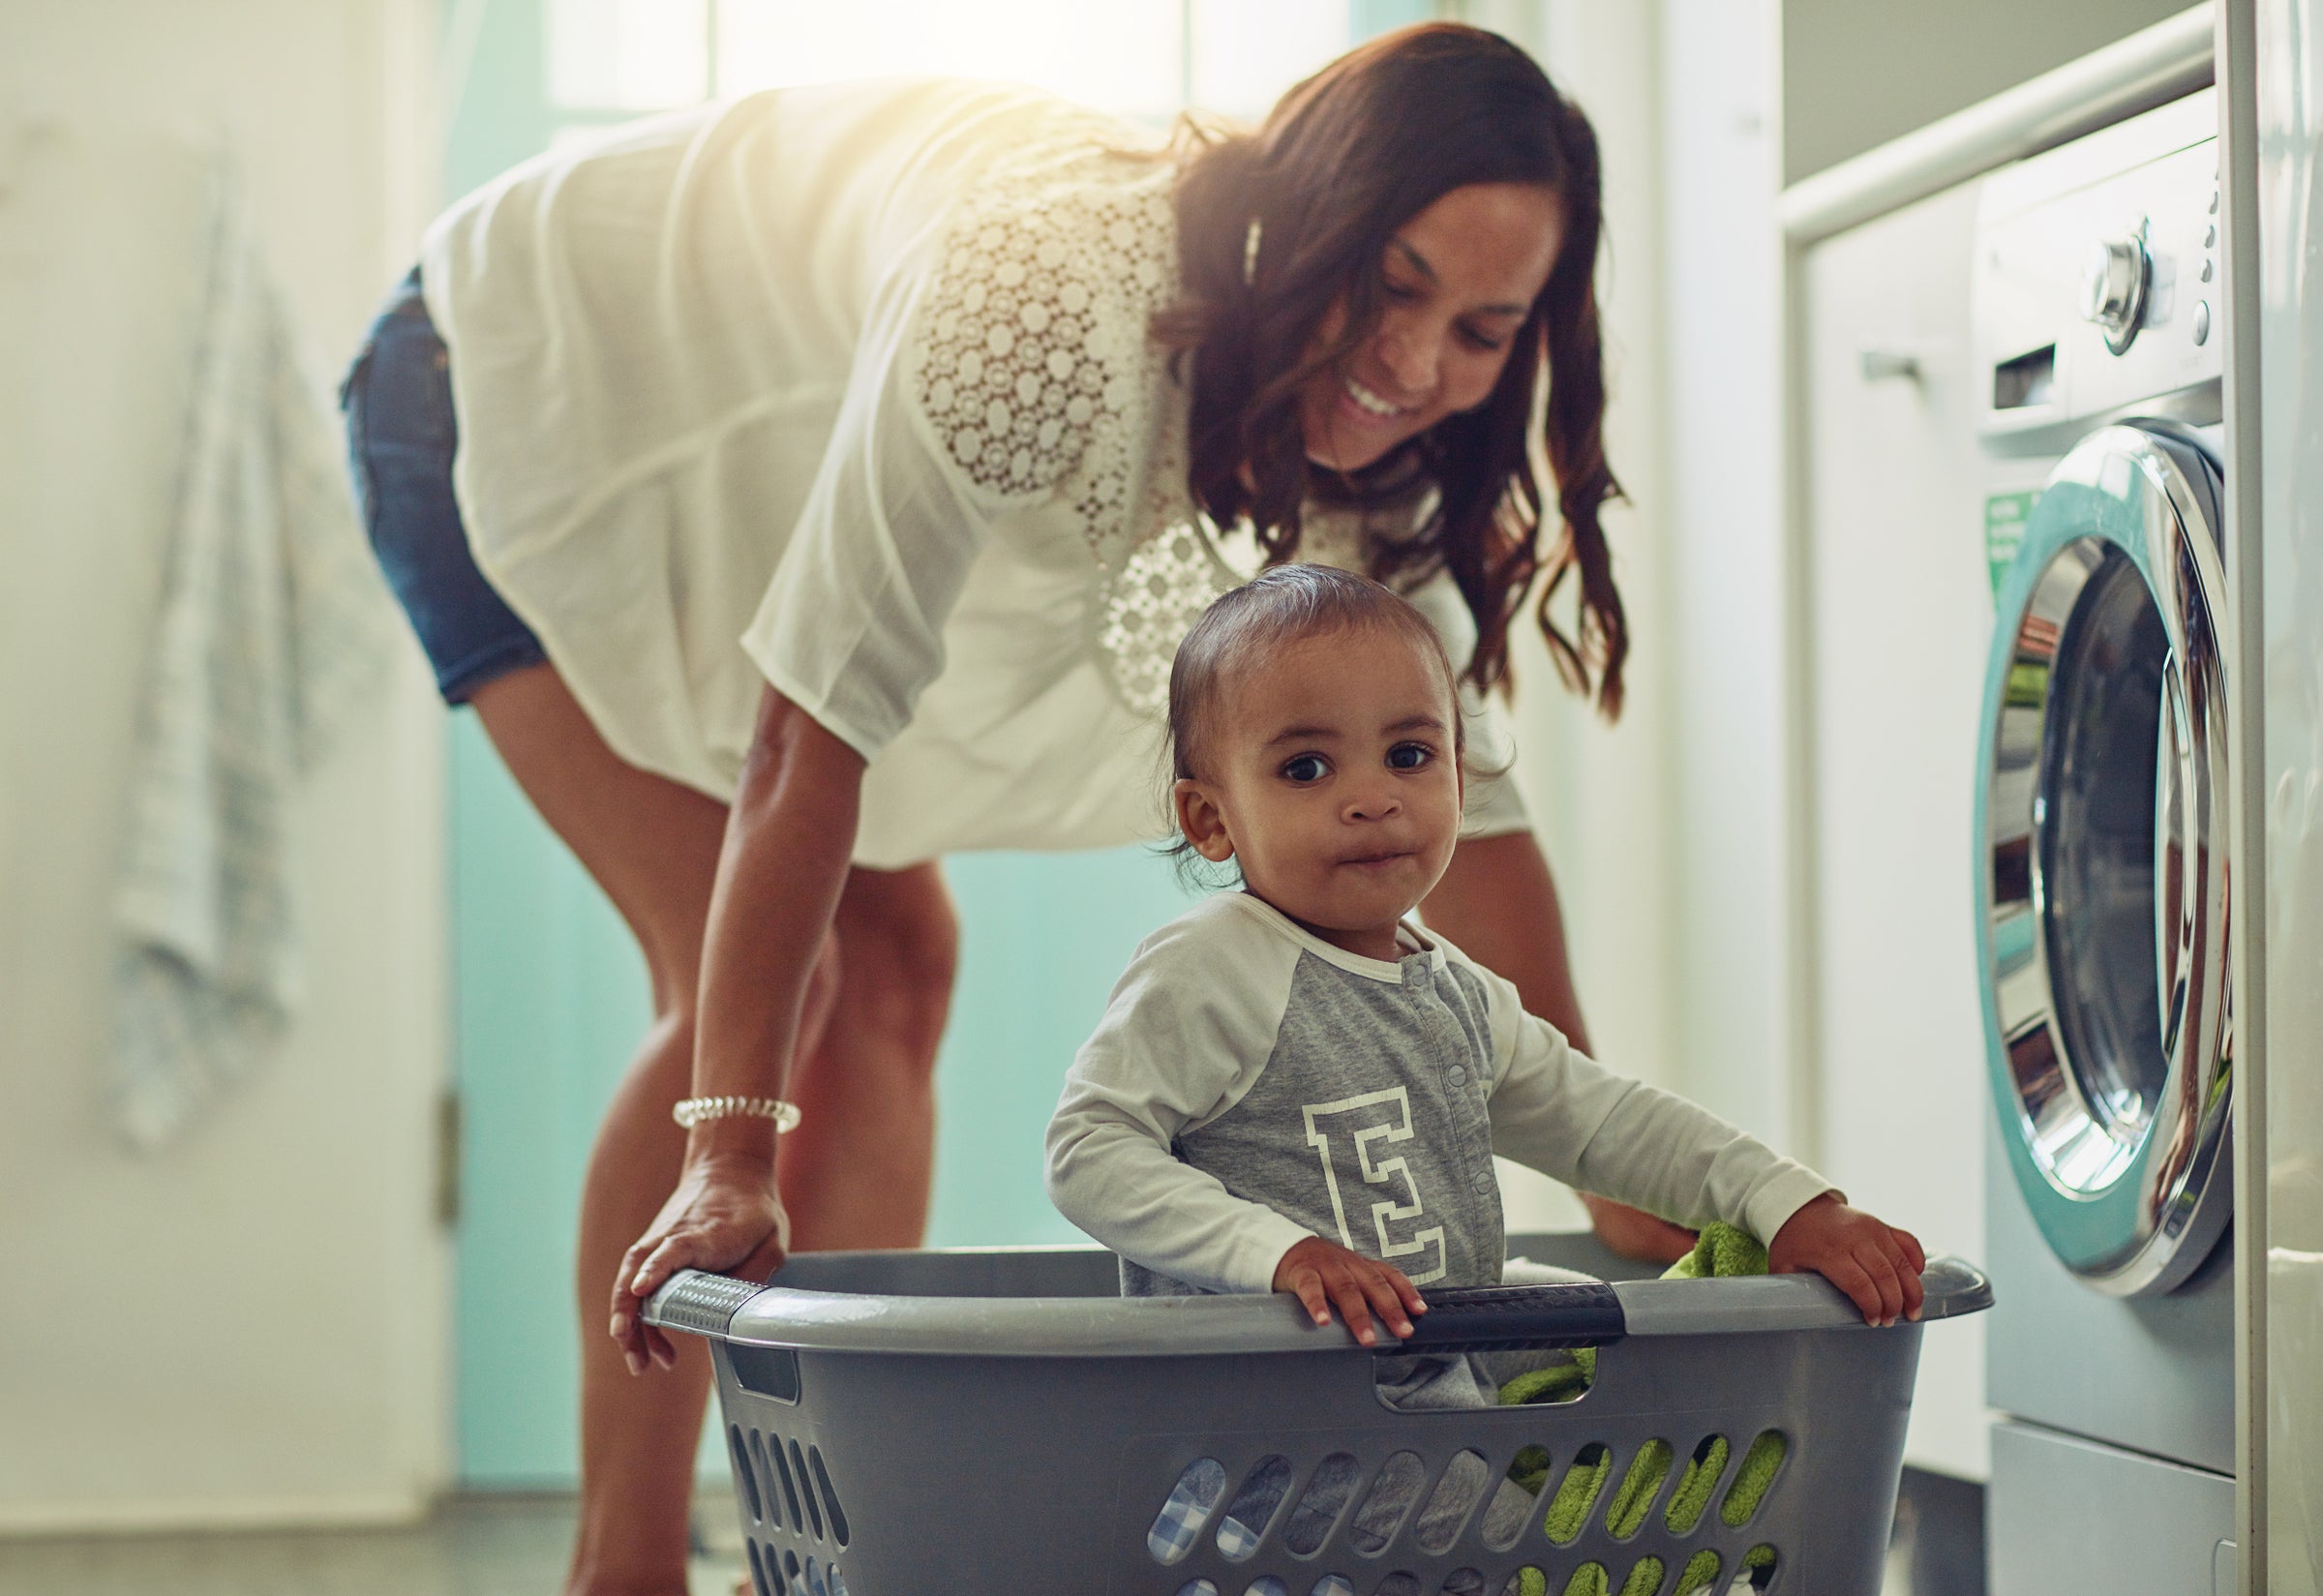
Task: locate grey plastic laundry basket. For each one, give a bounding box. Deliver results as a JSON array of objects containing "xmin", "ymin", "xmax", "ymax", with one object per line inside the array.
[{"xmin": 646, "ymin": 1230, "xmax": 1990, "ymax": 1596}]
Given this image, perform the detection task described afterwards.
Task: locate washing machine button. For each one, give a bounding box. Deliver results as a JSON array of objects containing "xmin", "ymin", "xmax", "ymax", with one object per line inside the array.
[{"xmin": 2193, "ymin": 300, "xmax": 2212, "ymax": 345}]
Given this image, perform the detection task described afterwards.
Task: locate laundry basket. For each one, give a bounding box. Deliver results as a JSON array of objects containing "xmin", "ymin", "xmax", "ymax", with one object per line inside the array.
[{"xmin": 646, "ymin": 1230, "xmax": 1990, "ymax": 1596}]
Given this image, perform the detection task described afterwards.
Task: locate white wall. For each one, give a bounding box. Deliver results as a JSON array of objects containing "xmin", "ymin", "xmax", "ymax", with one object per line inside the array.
[
  {"xmin": 1510, "ymin": 0, "xmax": 1793, "ymax": 1151},
  {"xmin": 1512, "ymin": 1, "xmax": 1679, "ymax": 1098},
  {"xmin": 1654, "ymin": 0, "xmax": 1793, "ymax": 1145},
  {"xmin": 0, "ymin": 0, "xmax": 449, "ymax": 1532}
]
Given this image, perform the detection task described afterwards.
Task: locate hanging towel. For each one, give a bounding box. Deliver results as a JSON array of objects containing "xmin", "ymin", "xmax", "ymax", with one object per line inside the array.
[{"xmin": 110, "ymin": 145, "xmax": 397, "ymax": 1150}]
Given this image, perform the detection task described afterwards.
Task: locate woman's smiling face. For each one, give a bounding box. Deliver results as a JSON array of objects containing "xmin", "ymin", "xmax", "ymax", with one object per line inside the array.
[{"xmin": 1297, "ymin": 181, "xmax": 1564, "ymax": 473}]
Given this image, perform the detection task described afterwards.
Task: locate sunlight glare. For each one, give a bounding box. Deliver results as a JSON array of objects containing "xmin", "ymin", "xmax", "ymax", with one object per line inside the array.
[
  {"xmin": 549, "ymin": 0, "xmax": 711, "ymax": 107},
  {"xmin": 717, "ymin": 0, "xmax": 1185, "ymax": 121}
]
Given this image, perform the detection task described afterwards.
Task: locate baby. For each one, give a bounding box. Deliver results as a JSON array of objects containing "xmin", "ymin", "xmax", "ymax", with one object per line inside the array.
[{"xmin": 1045, "ymin": 565, "xmax": 1923, "ymax": 1376}]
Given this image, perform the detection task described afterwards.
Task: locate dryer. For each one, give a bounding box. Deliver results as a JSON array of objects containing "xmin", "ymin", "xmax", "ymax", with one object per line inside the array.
[{"xmin": 1970, "ymin": 89, "xmax": 2239, "ymax": 1595}]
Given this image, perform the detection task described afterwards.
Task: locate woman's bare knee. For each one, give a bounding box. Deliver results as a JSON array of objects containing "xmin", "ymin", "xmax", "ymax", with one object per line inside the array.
[{"xmin": 831, "ymin": 864, "xmax": 958, "ymax": 1056}]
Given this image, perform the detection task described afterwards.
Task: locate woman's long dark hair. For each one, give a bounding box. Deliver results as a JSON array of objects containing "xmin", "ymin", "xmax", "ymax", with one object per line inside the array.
[{"xmin": 1155, "ymin": 22, "xmax": 1628, "ymax": 716}]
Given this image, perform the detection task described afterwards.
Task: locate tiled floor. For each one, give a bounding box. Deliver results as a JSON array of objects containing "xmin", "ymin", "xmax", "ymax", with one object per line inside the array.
[
  {"xmin": 0, "ymin": 1470, "xmax": 1982, "ymax": 1596},
  {"xmin": 0, "ymin": 1495, "xmax": 744, "ymax": 1596}
]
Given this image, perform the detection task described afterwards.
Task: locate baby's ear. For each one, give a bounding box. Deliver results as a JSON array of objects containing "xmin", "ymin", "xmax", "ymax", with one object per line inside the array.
[{"xmin": 1173, "ymin": 779, "xmax": 1237, "ymax": 863}]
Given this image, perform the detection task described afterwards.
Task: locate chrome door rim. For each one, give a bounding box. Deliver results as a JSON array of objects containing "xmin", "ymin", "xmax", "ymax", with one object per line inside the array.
[{"xmin": 1973, "ymin": 423, "xmax": 2233, "ymax": 1298}]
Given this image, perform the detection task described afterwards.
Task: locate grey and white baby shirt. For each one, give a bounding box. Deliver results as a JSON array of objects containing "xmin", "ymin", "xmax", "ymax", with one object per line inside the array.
[{"xmin": 1045, "ymin": 890, "xmax": 1833, "ymax": 1298}]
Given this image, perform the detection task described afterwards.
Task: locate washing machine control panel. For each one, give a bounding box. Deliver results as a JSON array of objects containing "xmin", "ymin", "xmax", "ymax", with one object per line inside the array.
[{"xmin": 1973, "ymin": 89, "xmax": 2220, "ymax": 441}]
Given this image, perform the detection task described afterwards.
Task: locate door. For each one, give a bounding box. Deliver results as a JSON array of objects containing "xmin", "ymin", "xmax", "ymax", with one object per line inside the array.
[{"xmin": 1974, "ymin": 421, "xmax": 2233, "ymax": 1298}]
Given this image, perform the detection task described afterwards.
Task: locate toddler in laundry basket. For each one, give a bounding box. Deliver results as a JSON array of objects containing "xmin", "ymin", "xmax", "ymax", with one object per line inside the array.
[{"xmin": 1044, "ymin": 565, "xmax": 1924, "ymax": 1406}]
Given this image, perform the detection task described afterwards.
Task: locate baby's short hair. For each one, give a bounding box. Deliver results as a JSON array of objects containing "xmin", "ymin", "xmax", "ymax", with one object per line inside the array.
[{"xmin": 1166, "ymin": 563, "xmax": 1463, "ymax": 784}]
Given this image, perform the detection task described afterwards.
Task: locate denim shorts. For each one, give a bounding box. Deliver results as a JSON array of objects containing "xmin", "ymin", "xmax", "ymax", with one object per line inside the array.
[{"xmin": 340, "ymin": 267, "xmax": 547, "ymax": 704}]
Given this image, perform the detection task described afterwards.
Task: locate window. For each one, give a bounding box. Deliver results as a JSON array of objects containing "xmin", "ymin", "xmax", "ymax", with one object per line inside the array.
[{"xmin": 543, "ymin": 0, "xmax": 1393, "ymax": 136}]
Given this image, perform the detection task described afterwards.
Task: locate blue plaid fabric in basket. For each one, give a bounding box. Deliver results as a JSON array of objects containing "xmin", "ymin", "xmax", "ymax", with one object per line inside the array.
[{"xmin": 1146, "ymin": 1460, "xmax": 1229, "ymax": 1561}]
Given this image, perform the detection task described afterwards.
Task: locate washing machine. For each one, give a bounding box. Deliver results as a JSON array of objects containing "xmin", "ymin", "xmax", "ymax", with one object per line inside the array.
[{"xmin": 1970, "ymin": 88, "xmax": 2240, "ymax": 1596}]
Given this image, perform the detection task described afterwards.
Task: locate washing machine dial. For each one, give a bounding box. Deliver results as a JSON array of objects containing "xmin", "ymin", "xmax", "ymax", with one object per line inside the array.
[{"xmin": 2080, "ymin": 226, "xmax": 2150, "ymax": 354}]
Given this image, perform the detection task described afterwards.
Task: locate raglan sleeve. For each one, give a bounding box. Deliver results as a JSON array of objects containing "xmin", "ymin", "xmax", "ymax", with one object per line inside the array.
[
  {"xmin": 1044, "ymin": 909, "xmax": 1316, "ymax": 1294},
  {"xmin": 1464, "ymin": 950, "xmax": 1836, "ymax": 1246}
]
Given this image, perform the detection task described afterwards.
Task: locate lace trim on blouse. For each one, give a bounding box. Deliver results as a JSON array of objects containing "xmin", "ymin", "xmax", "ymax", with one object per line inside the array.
[{"xmin": 904, "ymin": 116, "xmax": 1440, "ymax": 720}]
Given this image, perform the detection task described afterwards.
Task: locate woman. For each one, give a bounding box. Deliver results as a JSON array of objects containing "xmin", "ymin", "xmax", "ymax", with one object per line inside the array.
[{"xmin": 343, "ymin": 23, "xmax": 1685, "ymax": 1594}]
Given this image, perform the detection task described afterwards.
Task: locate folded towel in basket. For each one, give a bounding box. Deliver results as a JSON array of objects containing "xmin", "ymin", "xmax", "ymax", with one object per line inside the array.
[{"xmin": 1496, "ymin": 1224, "xmax": 1787, "ymax": 1596}]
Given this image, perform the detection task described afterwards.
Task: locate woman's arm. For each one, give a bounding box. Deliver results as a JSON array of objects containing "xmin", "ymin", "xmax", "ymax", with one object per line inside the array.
[
  {"xmin": 1422, "ymin": 830, "xmax": 1699, "ymax": 1264},
  {"xmin": 610, "ymin": 686, "xmax": 866, "ymax": 1370}
]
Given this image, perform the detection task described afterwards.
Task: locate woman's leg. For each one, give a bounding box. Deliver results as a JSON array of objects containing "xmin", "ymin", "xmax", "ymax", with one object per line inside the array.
[
  {"xmin": 468, "ymin": 663, "xmax": 834, "ymax": 1596},
  {"xmin": 780, "ymin": 861, "xmax": 960, "ymax": 1249},
  {"xmin": 468, "ymin": 667, "xmax": 960, "ymax": 1593}
]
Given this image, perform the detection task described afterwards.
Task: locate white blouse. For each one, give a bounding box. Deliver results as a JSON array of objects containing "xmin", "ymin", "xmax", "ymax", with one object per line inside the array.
[{"xmin": 421, "ymin": 76, "xmax": 1526, "ymax": 868}]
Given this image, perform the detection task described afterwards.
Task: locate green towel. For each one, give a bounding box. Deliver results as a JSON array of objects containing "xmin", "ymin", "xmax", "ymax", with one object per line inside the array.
[
  {"xmin": 1500, "ymin": 1222, "xmax": 1791, "ymax": 1568},
  {"xmin": 1498, "ymin": 1220, "xmax": 1765, "ymax": 1415},
  {"xmin": 1663, "ymin": 1221, "xmax": 1768, "ymax": 1280},
  {"xmin": 1510, "ymin": 1554, "xmax": 1666, "ymax": 1596}
]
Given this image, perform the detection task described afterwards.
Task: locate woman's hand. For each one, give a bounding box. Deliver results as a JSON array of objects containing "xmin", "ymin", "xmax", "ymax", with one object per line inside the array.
[
  {"xmin": 603, "ymin": 688, "xmax": 860, "ymax": 1373},
  {"xmin": 1273, "ymin": 1235, "xmax": 1429, "ymax": 1346},
  {"xmin": 609, "ymin": 1154, "xmax": 792, "ymax": 1374},
  {"xmin": 1767, "ymin": 1192, "xmax": 1926, "ymax": 1327}
]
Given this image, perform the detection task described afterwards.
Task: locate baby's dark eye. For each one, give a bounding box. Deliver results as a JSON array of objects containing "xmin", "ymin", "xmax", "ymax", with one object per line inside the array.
[
  {"xmin": 1282, "ymin": 753, "xmax": 1330, "ymax": 784},
  {"xmin": 1387, "ymin": 742, "xmax": 1434, "ymax": 771}
]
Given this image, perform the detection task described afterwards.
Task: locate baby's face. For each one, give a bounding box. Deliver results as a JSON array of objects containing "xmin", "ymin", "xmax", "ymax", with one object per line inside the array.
[{"xmin": 1176, "ymin": 625, "xmax": 1463, "ymax": 959}]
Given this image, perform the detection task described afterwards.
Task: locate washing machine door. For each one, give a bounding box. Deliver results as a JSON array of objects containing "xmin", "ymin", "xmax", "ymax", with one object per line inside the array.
[{"xmin": 1975, "ymin": 422, "xmax": 2232, "ymax": 1298}]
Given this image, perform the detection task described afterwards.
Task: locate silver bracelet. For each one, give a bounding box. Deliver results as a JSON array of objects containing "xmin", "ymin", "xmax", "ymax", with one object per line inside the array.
[{"xmin": 672, "ymin": 1095, "xmax": 802, "ymax": 1133}]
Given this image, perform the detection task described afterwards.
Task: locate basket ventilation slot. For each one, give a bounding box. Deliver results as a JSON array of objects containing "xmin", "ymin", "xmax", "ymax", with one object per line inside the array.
[
  {"xmin": 1544, "ymin": 1444, "xmax": 1612, "ymax": 1546},
  {"xmin": 1148, "ymin": 1458, "xmax": 1229, "ymax": 1565},
  {"xmin": 1664, "ymin": 1436, "xmax": 1731, "ymax": 1535},
  {"xmin": 807, "ymin": 1445, "xmax": 850, "ymax": 1547},
  {"xmin": 1673, "ymin": 1551, "xmax": 1722, "ymax": 1596},
  {"xmin": 1310, "ymin": 1578, "xmax": 1357, "ymax": 1596},
  {"xmin": 1439, "ymin": 1570, "xmax": 1488, "ymax": 1594},
  {"xmin": 1415, "ymin": 1451, "xmax": 1492, "ymax": 1553},
  {"xmin": 1607, "ymin": 1440, "xmax": 1674, "ymax": 1540},
  {"xmin": 1718, "ymin": 1433, "xmax": 1788, "ymax": 1529},
  {"xmin": 1346, "ymin": 1451, "xmax": 1428, "ymax": 1556},
  {"xmin": 745, "ymin": 1541, "xmax": 770, "ymax": 1596},
  {"xmin": 1244, "ymin": 1580, "xmax": 1289, "ymax": 1596},
  {"xmin": 1373, "ymin": 1574, "xmax": 1422, "ymax": 1595},
  {"xmin": 1483, "ymin": 1446, "xmax": 1550, "ymax": 1551},
  {"xmin": 769, "ymin": 1433, "xmax": 805, "ymax": 1533},
  {"xmin": 729, "ymin": 1426, "xmax": 761, "ymax": 1524},
  {"xmin": 1497, "ymin": 1570, "xmax": 1546, "ymax": 1596},
  {"xmin": 1730, "ymin": 1546, "xmax": 1778, "ymax": 1591},
  {"xmin": 1217, "ymin": 1455, "xmax": 1294, "ymax": 1560},
  {"xmin": 788, "ymin": 1438, "xmax": 824, "ymax": 1539},
  {"xmin": 1282, "ymin": 1453, "xmax": 1362, "ymax": 1555}
]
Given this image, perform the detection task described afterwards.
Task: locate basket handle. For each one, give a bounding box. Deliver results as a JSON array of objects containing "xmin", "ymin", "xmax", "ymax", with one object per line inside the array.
[{"xmin": 1380, "ymin": 1281, "xmax": 1626, "ymax": 1355}]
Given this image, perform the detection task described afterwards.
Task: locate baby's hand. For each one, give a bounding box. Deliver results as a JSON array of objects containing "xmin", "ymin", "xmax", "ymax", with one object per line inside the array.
[
  {"xmin": 1767, "ymin": 1193, "xmax": 1927, "ymax": 1327},
  {"xmin": 1273, "ymin": 1235, "xmax": 1429, "ymax": 1346}
]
